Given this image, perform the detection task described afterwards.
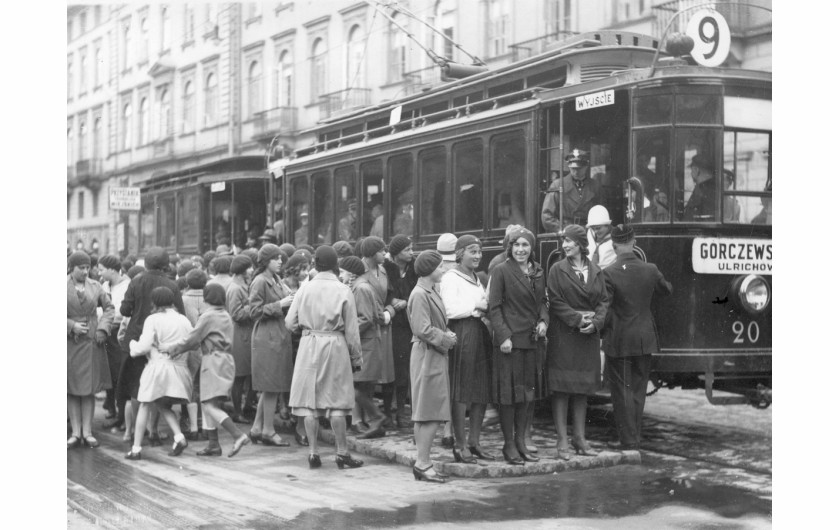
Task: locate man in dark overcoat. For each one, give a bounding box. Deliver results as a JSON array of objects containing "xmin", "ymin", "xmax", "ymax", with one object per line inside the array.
[{"xmin": 601, "ymin": 225, "xmax": 672, "ymax": 449}]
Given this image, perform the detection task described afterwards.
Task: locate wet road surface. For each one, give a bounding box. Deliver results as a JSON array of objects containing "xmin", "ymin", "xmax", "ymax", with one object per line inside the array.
[{"xmin": 68, "ymin": 390, "xmax": 771, "ymax": 528}]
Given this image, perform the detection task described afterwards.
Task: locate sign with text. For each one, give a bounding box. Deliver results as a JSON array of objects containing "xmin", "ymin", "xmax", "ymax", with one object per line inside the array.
[
  {"xmin": 211, "ymin": 181, "xmax": 226, "ymax": 192},
  {"xmin": 692, "ymin": 238, "xmax": 772, "ymax": 275},
  {"xmin": 109, "ymin": 187, "xmax": 141, "ymax": 211},
  {"xmin": 576, "ymin": 89, "xmax": 614, "ymax": 111}
]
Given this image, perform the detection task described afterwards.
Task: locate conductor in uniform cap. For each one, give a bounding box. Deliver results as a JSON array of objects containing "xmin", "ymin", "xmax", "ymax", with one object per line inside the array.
[
  {"xmin": 601, "ymin": 225, "xmax": 672, "ymax": 450},
  {"xmin": 541, "ymin": 149, "xmax": 604, "ymax": 233}
]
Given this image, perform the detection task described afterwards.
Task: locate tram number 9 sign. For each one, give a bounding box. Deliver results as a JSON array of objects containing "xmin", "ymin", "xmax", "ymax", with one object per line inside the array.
[{"xmin": 685, "ymin": 9, "xmax": 731, "ymax": 67}]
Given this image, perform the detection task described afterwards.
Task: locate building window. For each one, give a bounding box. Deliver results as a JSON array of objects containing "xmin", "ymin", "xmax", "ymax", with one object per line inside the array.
[
  {"xmin": 139, "ymin": 15, "xmax": 149, "ymax": 63},
  {"xmin": 435, "ymin": 0, "xmax": 457, "ymax": 61},
  {"xmin": 488, "ymin": 0, "xmax": 511, "ymax": 57},
  {"xmin": 182, "ymin": 80, "xmax": 195, "ymax": 133},
  {"xmin": 67, "ymin": 55, "xmax": 74, "ymax": 99},
  {"xmin": 564, "ymin": 0, "xmax": 572, "ymax": 32},
  {"xmin": 92, "ymin": 189, "xmax": 99, "ymax": 217},
  {"xmin": 204, "ymin": 72, "xmax": 218, "ymax": 126},
  {"xmin": 68, "ymin": 19, "xmax": 73, "ymax": 43},
  {"xmin": 161, "ymin": 7, "xmax": 172, "ymax": 53},
  {"xmin": 184, "ymin": 5, "xmax": 195, "ymax": 43},
  {"xmin": 80, "ymin": 12, "xmax": 87, "ymax": 35},
  {"xmin": 248, "ymin": 60, "xmax": 262, "ymax": 116},
  {"xmin": 94, "ymin": 45, "xmax": 102, "ymax": 87},
  {"xmin": 93, "ymin": 117, "xmax": 102, "ymax": 159},
  {"xmin": 310, "ymin": 38, "xmax": 327, "ymax": 101},
  {"xmin": 388, "ymin": 14, "xmax": 407, "ymax": 82},
  {"xmin": 138, "ymin": 97, "xmax": 149, "ymax": 145},
  {"xmin": 122, "ymin": 102, "xmax": 132, "ymax": 150},
  {"xmin": 78, "ymin": 119, "xmax": 87, "ymax": 160},
  {"xmin": 94, "ymin": 6, "xmax": 101, "ymax": 26},
  {"xmin": 276, "ymin": 50, "xmax": 293, "ymax": 107},
  {"xmin": 346, "ymin": 25, "xmax": 366, "ymax": 89},
  {"xmin": 67, "ymin": 123, "xmax": 74, "ymax": 166},
  {"xmin": 159, "ymin": 87, "xmax": 172, "ymax": 137},
  {"xmin": 122, "ymin": 20, "xmax": 131, "ymax": 70},
  {"xmin": 78, "ymin": 191, "xmax": 85, "ymax": 219},
  {"xmin": 79, "ymin": 48, "xmax": 88, "ymax": 94}
]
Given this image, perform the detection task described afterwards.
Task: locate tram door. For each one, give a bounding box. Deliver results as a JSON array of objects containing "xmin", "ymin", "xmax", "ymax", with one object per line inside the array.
[{"xmin": 209, "ymin": 180, "xmax": 270, "ymax": 249}]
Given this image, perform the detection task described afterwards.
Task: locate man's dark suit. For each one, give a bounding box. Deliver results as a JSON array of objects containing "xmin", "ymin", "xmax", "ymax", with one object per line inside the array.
[{"xmin": 602, "ymin": 252, "xmax": 672, "ymax": 447}]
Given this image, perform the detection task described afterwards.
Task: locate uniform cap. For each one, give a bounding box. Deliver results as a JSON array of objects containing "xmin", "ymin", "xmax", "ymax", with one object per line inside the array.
[{"xmin": 565, "ymin": 149, "xmax": 589, "ymax": 168}]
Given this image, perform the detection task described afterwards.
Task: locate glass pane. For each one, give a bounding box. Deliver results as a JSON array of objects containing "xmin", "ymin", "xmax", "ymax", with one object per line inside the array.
[
  {"xmin": 312, "ymin": 171, "xmax": 333, "ymax": 244},
  {"xmin": 140, "ymin": 197, "xmax": 155, "ymax": 253},
  {"xmin": 454, "ymin": 140, "xmax": 484, "ymax": 232},
  {"xmin": 419, "ymin": 147, "xmax": 448, "ymax": 235},
  {"xmin": 388, "ymin": 154, "xmax": 414, "ymax": 237},
  {"xmin": 334, "ymin": 166, "xmax": 356, "ymax": 243},
  {"xmin": 733, "ymin": 195, "xmax": 772, "ymax": 225},
  {"xmin": 211, "ymin": 185, "xmax": 234, "ymax": 248},
  {"xmin": 233, "ymin": 181, "xmax": 269, "ymax": 248},
  {"xmin": 291, "ymin": 177, "xmax": 309, "ymax": 246},
  {"xmin": 178, "ymin": 188, "xmax": 200, "ymax": 249},
  {"xmin": 635, "ymin": 95, "xmax": 672, "ymax": 125},
  {"xmin": 676, "ymin": 94, "xmax": 720, "ymax": 124},
  {"xmin": 361, "ymin": 161, "xmax": 384, "ymax": 239},
  {"xmin": 724, "ymin": 131, "xmax": 771, "ymax": 192},
  {"xmin": 272, "ymin": 179, "xmax": 285, "ymax": 244},
  {"xmin": 157, "ymin": 195, "xmax": 177, "ymax": 248},
  {"xmin": 634, "ymin": 128, "xmax": 671, "ymax": 223},
  {"xmin": 675, "ymin": 128, "xmax": 720, "ymax": 222},
  {"xmin": 491, "ymin": 133, "xmax": 527, "ymax": 229}
]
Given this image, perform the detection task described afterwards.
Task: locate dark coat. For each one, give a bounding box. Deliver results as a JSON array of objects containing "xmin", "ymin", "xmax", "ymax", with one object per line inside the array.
[
  {"xmin": 120, "ymin": 270, "xmax": 185, "ymax": 344},
  {"xmin": 225, "ymin": 276, "xmax": 253, "ymax": 377},
  {"xmin": 601, "ymin": 253, "xmax": 672, "ymax": 358},
  {"xmin": 248, "ymin": 271, "xmax": 293, "ymax": 392},
  {"xmin": 487, "ymin": 258, "xmax": 549, "ymax": 349}
]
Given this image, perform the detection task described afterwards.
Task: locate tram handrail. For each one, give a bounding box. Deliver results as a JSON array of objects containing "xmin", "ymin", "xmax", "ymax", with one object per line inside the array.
[
  {"xmin": 649, "ymin": 2, "xmax": 772, "ymax": 78},
  {"xmin": 296, "ymin": 87, "xmax": 545, "ymax": 157}
]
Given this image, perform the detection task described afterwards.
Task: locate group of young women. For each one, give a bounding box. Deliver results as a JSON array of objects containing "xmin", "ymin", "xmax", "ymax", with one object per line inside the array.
[{"xmin": 68, "ymin": 221, "xmax": 610, "ymax": 481}]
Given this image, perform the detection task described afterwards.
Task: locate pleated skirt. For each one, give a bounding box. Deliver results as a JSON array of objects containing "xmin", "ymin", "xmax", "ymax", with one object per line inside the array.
[
  {"xmin": 491, "ymin": 344, "xmax": 546, "ymax": 405},
  {"xmin": 448, "ymin": 317, "xmax": 493, "ymax": 404}
]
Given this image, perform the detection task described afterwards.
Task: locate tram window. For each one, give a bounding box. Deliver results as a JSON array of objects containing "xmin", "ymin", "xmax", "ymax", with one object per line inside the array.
[
  {"xmin": 419, "ymin": 147, "xmax": 449, "ymax": 235},
  {"xmin": 676, "ymin": 94, "xmax": 720, "ymax": 124},
  {"xmin": 633, "ymin": 128, "xmax": 671, "ymax": 223},
  {"xmin": 361, "ymin": 161, "xmax": 384, "ymax": 239},
  {"xmin": 491, "ymin": 133, "xmax": 526, "ymax": 229},
  {"xmin": 140, "ymin": 197, "xmax": 155, "ymax": 253},
  {"xmin": 291, "ymin": 177, "xmax": 309, "ymax": 246},
  {"xmin": 232, "ymin": 181, "xmax": 269, "ymax": 248},
  {"xmin": 334, "ymin": 166, "xmax": 357, "ymax": 243},
  {"xmin": 157, "ymin": 195, "xmax": 177, "ymax": 249},
  {"xmin": 211, "ymin": 185, "xmax": 234, "ymax": 247},
  {"xmin": 723, "ymin": 130, "xmax": 771, "ymax": 225},
  {"xmin": 272, "ymin": 179, "xmax": 284, "ymax": 243},
  {"xmin": 312, "ymin": 171, "xmax": 333, "ymax": 244},
  {"xmin": 453, "ymin": 140, "xmax": 484, "ymax": 232},
  {"xmin": 635, "ymin": 95, "xmax": 672, "ymax": 126},
  {"xmin": 388, "ymin": 154, "xmax": 414, "ymax": 238},
  {"xmin": 675, "ymin": 128, "xmax": 720, "ymax": 222},
  {"xmin": 178, "ymin": 188, "xmax": 200, "ymax": 250}
]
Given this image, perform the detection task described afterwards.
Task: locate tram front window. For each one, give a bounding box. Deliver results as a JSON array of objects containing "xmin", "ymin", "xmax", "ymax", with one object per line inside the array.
[
  {"xmin": 724, "ymin": 130, "xmax": 772, "ymax": 225},
  {"xmin": 676, "ymin": 128, "xmax": 720, "ymax": 222},
  {"xmin": 634, "ymin": 129, "xmax": 671, "ymax": 223}
]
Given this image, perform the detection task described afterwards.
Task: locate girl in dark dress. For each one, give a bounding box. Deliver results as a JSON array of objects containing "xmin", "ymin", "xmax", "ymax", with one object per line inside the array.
[
  {"xmin": 384, "ymin": 235, "xmax": 417, "ymax": 426},
  {"xmin": 488, "ymin": 228, "xmax": 548, "ymax": 465},
  {"xmin": 546, "ymin": 225, "xmax": 609, "ymax": 459}
]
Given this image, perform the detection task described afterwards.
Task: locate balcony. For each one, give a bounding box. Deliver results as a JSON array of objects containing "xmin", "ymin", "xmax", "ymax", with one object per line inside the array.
[
  {"xmin": 318, "ymin": 88, "xmax": 371, "ymax": 120},
  {"xmin": 69, "ymin": 159, "xmax": 104, "ymax": 190},
  {"xmin": 509, "ymin": 31, "xmax": 579, "ymax": 62},
  {"xmin": 652, "ymin": 0, "xmax": 772, "ymax": 38},
  {"xmin": 253, "ymin": 106, "xmax": 298, "ymax": 141}
]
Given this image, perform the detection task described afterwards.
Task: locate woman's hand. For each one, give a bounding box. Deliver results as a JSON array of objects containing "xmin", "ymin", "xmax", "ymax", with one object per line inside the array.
[
  {"xmin": 442, "ymin": 331, "xmax": 458, "ymax": 350},
  {"xmin": 392, "ymin": 299, "xmax": 407, "ymax": 311},
  {"xmin": 500, "ymin": 338, "xmax": 513, "ymax": 354},
  {"xmin": 95, "ymin": 330, "xmax": 107, "ymax": 345},
  {"xmin": 279, "ymin": 294, "xmax": 295, "ymax": 308},
  {"xmin": 474, "ymin": 299, "xmax": 488, "ymax": 312},
  {"xmin": 72, "ymin": 322, "xmax": 89, "ymax": 336},
  {"xmin": 536, "ymin": 321, "xmax": 548, "ymax": 338},
  {"xmin": 580, "ymin": 321, "xmax": 596, "ymax": 334}
]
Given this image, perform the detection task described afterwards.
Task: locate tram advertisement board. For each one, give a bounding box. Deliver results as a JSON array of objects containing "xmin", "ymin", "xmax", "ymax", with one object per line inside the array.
[
  {"xmin": 109, "ymin": 187, "xmax": 141, "ymax": 211},
  {"xmin": 692, "ymin": 237, "xmax": 772, "ymax": 275}
]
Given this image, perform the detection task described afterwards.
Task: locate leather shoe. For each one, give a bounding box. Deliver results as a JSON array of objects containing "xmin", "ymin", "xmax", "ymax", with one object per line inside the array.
[
  {"xmin": 124, "ymin": 450, "xmax": 141, "ymax": 460},
  {"xmin": 67, "ymin": 436, "xmax": 81, "ymax": 449},
  {"xmin": 413, "ymin": 464, "xmax": 445, "ymax": 483},
  {"xmin": 230, "ymin": 415, "xmax": 250, "ymax": 425},
  {"xmin": 168, "ymin": 438, "xmax": 188, "ymax": 457},
  {"xmin": 452, "ymin": 448, "xmax": 477, "ymax": 464},
  {"xmin": 260, "ymin": 433, "xmax": 290, "ymax": 447},
  {"xmin": 196, "ymin": 446, "xmax": 223, "ymax": 457},
  {"xmin": 468, "ymin": 445, "xmax": 495, "ymax": 461},
  {"xmin": 294, "ymin": 431, "xmax": 309, "ymax": 446},
  {"xmin": 83, "ymin": 436, "xmax": 100, "ymax": 448},
  {"xmin": 518, "ymin": 449, "xmax": 539, "ymax": 463},
  {"xmin": 229, "ymin": 434, "xmax": 251, "ymax": 457},
  {"xmin": 502, "ymin": 448, "xmax": 524, "ymax": 466}
]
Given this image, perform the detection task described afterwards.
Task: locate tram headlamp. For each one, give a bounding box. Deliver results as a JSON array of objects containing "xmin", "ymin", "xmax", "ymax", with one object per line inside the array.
[{"xmin": 737, "ymin": 275, "xmax": 770, "ymax": 313}]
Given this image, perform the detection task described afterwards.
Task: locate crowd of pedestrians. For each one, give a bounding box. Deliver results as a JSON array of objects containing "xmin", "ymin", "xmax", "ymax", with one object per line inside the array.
[{"xmin": 68, "ymin": 204, "xmax": 671, "ymax": 483}]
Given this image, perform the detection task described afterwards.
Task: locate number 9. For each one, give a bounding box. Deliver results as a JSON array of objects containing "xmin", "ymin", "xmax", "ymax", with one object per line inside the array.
[{"xmin": 698, "ymin": 16, "xmax": 719, "ymax": 60}]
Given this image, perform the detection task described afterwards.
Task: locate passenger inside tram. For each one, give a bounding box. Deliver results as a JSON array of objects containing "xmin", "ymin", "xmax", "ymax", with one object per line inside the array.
[
  {"xmin": 295, "ymin": 209, "xmax": 309, "ymax": 247},
  {"xmin": 683, "ymin": 153, "xmax": 717, "ymax": 221}
]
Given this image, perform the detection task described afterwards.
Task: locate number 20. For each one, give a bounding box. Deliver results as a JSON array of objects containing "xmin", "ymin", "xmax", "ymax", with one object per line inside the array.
[{"xmin": 732, "ymin": 320, "xmax": 759, "ymax": 344}]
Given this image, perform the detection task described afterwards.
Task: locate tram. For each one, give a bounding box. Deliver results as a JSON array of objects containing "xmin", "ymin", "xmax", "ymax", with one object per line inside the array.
[{"xmin": 270, "ymin": 19, "xmax": 771, "ymax": 406}]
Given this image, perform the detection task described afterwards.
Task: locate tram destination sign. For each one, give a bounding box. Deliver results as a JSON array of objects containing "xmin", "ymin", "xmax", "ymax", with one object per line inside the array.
[
  {"xmin": 109, "ymin": 187, "xmax": 141, "ymax": 211},
  {"xmin": 576, "ymin": 89, "xmax": 614, "ymax": 111},
  {"xmin": 692, "ymin": 238, "xmax": 772, "ymax": 275}
]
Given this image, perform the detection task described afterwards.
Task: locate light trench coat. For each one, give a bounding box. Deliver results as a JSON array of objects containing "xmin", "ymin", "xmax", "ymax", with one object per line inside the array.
[
  {"xmin": 407, "ymin": 282, "xmax": 452, "ymax": 422},
  {"xmin": 67, "ymin": 277, "xmax": 114, "ymax": 396},
  {"xmin": 285, "ymin": 271, "xmax": 362, "ymax": 412}
]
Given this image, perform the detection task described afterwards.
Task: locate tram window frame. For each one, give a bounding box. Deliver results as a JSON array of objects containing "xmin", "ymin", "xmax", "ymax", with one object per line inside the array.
[
  {"xmin": 290, "ymin": 176, "xmax": 310, "ymax": 247},
  {"xmin": 388, "ymin": 153, "xmax": 415, "ymax": 239},
  {"xmin": 140, "ymin": 195, "xmax": 156, "ymax": 253},
  {"xmin": 490, "ymin": 131, "xmax": 527, "ymax": 232},
  {"xmin": 453, "ymin": 139, "xmax": 484, "ymax": 234},
  {"xmin": 334, "ymin": 165, "xmax": 357, "ymax": 243},
  {"xmin": 723, "ymin": 129, "xmax": 772, "ymax": 225},
  {"xmin": 418, "ymin": 147, "xmax": 450, "ymax": 237},
  {"xmin": 360, "ymin": 160, "xmax": 384, "ymax": 239},
  {"xmin": 312, "ymin": 170, "xmax": 334, "ymax": 245},
  {"xmin": 632, "ymin": 127, "xmax": 672, "ymax": 224},
  {"xmin": 178, "ymin": 187, "xmax": 201, "ymax": 251},
  {"xmin": 157, "ymin": 194, "xmax": 177, "ymax": 249},
  {"xmin": 674, "ymin": 127, "xmax": 721, "ymax": 223}
]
